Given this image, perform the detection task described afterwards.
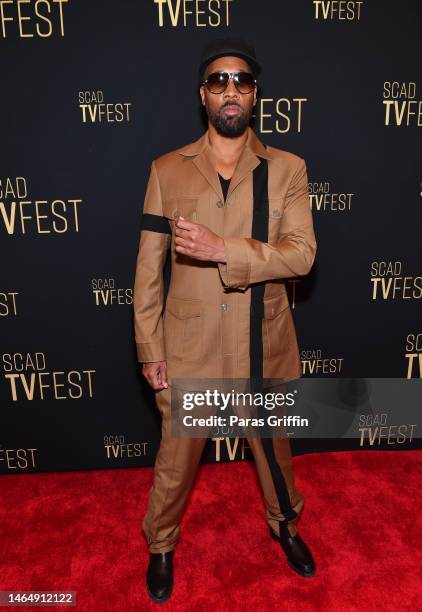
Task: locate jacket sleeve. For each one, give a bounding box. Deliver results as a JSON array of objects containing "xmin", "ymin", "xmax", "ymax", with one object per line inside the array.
[
  {"xmin": 133, "ymin": 160, "xmax": 171, "ymax": 363},
  {"xmin": 217, "ymin": 157, "xmax": 317, "ymax": 290}
]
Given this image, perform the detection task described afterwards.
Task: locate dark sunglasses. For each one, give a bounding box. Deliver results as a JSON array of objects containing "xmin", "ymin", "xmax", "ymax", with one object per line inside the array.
[{"xmin": 202, "ymin": 71, "xmax": 257, "ymax": 94}]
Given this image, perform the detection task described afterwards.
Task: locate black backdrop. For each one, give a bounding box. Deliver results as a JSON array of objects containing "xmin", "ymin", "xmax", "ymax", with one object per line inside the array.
[{"xmin": 1, "ymin": 0, "xmax": 421, "ymax": 474}]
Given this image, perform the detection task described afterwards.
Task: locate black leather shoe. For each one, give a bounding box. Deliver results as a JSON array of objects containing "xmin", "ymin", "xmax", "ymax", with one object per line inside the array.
[
  {"xmin": 269, "ymin": 521, "xmax": 316, "ymax": 578},
  {"xmin": 146, "ymin": 550, "xmax": 174, "ymax": 603}
]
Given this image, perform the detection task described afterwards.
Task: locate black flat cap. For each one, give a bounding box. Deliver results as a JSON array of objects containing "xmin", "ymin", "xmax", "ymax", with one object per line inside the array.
[{"xmin": 198, "ymin": 37, "xmax": 261, "ymax": 81}]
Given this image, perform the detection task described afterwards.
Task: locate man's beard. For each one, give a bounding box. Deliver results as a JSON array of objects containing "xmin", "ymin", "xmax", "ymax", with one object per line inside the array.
[{"xmin": 205, "ymin": 101, "xmax": 252, "ymax": 137}]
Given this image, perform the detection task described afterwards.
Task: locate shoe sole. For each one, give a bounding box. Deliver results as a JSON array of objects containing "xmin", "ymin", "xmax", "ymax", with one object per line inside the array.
[{"xmin": 269, "ymin": 527, "xmax": 316, "ymax": 578}]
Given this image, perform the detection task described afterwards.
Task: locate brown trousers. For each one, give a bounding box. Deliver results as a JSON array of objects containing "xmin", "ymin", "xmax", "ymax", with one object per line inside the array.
[{"xmin": 142, "ymin": 385, "xmax": 304, "ymax": 553}]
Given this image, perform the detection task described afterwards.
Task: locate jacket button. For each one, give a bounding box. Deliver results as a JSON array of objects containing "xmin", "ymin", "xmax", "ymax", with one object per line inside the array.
[
  {"xmin": 216, "ymin": 200, "xmax": 224, "ymax": 208},
  {"xmin": 221, "ymin": 303, "xmax": 229, "ymax": 311},
  {"xmin": 272, "ymin": 208, "xmax": 281, "ymax": 218}
]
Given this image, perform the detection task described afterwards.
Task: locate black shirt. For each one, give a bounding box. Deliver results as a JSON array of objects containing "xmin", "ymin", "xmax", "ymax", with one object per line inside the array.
[{"xmin": 218, "ymin": 172, "xmax": 231, "ymax": 203}]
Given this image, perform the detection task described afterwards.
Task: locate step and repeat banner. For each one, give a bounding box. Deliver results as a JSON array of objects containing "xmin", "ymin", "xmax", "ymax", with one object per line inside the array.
[{"xmin": 1, "ymin": 1, "xmax": 420, "ymax": 473}]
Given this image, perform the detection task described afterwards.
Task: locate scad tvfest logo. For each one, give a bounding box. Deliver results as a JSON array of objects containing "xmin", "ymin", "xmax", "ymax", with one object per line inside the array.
[
  {"xmin": 370, "ymin": 261, "xmax": 422, "ymax": 301},
  {"xmin": 0, "ymin": 177, "xmax": 82, "ymax": 236},
  {"xmin": 154, "ymin": 0, "xmax": 233, "ymax": 27},
  {"xmin": 405, "ymin": 333, "xmax": 422, "ymax": 379},
  {"xmin": 383, "ymin": 82, "xmax": 421, "ymax": 127},
  {"xmin": 78, "ymin": 91, "xmax": 132, "ymax": 124},
  {"xmin": 0, "ymin": 445, "xmax": 37, "ymax": 471},
  {"xmin": 103, "ymin": 435, "xmax": 149, "ymax": 460},
  {"xmin": 313, "ymin": 1, "xmax": 363, "ymax": 20},
  {"xmin": 0, "ymin": 0, "xmax": 68, "ymax": 38},
  {"xmin": 308, "ymin": 181, "xmax": 354, "ymax": 212},
  {"xmin": 358, "ymin": 413, "xmax": 416, "ymax": 447},
  {"xmin": 301, "ymin": 349, "xmax": 344, "ymax": 375},
  {"xmin": 91, "ymin": 278, "xmax": 133, "ymax": 306},
  {"xmin": 2, "ymin": 352, "xmax": 95, "ymax": 401}
]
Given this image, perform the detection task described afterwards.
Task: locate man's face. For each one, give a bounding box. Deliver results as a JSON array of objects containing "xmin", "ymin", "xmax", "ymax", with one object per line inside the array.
[{"xmin": 199, "ymin": 56, "xmax": 257, "ymax": 137}]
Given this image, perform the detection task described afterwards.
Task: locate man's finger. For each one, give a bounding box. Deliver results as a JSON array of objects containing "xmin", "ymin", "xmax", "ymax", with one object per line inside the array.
[
  {"xmin": 175, "ymin": 235, "xmax": 194, "ymax": 248},
  {"xmin": 174, "ymin": 226, "xmax": 190, "ymax": 238},
  {"xmin": 175, "ymin": 245, "xmax": 196, "ymax": 256},
  {"xmin": 148, "ymin": 370, "xmax": 160, "ymax": 390},
  {"xmin": 142, "ymin": 364, "xmax": 161, "ymax": 390},
  {"xmin": 175, "ymin": 216, "xmax": 197, "ymax": 230},
  {"xmin": 158, "ymin": 363, "xmax": 168, "ymax": 388}
]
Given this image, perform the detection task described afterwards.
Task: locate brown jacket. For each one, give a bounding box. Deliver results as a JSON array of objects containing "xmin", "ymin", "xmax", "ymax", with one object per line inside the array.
[{"xmin": 133, "ymin": 126, "xmax": 317, "ymax": 381}]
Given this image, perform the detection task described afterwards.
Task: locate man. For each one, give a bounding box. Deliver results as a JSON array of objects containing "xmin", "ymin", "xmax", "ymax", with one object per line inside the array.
[{"xmin": 133, "ymin": 37, "xmax": 317, "ymax": 603}]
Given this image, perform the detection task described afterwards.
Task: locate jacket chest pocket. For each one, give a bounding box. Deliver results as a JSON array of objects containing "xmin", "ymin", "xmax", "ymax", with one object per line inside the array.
[
  {"xmin": 254, "ymin": 199, "xmax": 283, "ymax": 244},
  {"xmin": 162, "ymin": 197, "xmax": 199, "ymax": 226},
  {"xmin": 164, "ymin": 297, "xmax": 203, "ymax": 363},
  {"xmin": 262, "ymin": 292, "xmax": 291, "ymax": 360}
]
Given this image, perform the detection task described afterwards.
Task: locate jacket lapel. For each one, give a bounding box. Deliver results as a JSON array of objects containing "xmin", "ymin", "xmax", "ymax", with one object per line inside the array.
[
  {"xmin": 194, "ymin": 141, "xmax": 224, "ymax": 202},
  {"xmin": 178, "ymin": 126, "xmax": 273, "ymax": 203}
]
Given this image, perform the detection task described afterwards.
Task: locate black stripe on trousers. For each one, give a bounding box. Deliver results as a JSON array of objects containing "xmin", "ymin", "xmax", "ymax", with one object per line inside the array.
[{"xmin": 250, "ymin": 156, "xmax": 298, "ymax": 523}]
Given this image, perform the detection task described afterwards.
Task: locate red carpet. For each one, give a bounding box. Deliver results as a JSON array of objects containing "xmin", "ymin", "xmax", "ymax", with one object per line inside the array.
[{"xmin": 0, "ymin": 450, "xmax": 421, "ymax": 611}]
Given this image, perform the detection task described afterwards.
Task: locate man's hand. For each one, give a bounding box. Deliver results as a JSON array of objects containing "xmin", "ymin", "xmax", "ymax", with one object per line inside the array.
[
  {"xmin": 174, "ymin": 216, "xmax": 227, "ymax": 263},
  {"xmin": 142, "ymin": 361, "xmax": 168, "ymax": 390}
]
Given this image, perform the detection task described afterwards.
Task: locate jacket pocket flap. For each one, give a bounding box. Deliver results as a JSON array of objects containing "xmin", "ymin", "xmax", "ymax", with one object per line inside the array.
[
  {"xmin": 254, "ymin": 198, "xmax": 283, "ymax": 219},
  {"xmin": 163, "ymin": 197, "xmax": 198, "ymax": 220},
  {"xmin": 166, "ymin": 297, "xmax": 201, "ymax": 319},
  {"xmin": 263, "ymin": 292, "xmax": 290, "ymax": 318}
]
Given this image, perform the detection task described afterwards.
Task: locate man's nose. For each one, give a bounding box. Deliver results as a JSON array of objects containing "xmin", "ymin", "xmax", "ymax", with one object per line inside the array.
[{"xmin": 224, "ymin": 77, "xmax": 239, "ymax": 96}]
